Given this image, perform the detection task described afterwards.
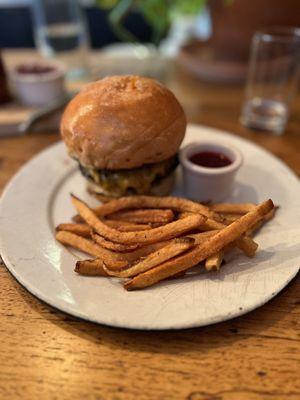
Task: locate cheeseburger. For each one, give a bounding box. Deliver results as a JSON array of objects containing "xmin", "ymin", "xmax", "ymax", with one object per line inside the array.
[{"xmin": 61, "ymin": 75, "xmax": 186, "ymax": 197}]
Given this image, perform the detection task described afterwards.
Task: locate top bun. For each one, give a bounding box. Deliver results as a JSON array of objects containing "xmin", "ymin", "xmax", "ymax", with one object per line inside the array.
[{"xmin": 61, "ymin": 75, "xmax": 186, "ymax": 169}]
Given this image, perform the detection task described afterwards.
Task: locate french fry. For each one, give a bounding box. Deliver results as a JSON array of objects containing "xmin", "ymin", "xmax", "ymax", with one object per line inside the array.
[
  {"xmin": 247, "ymin": 207, "xmax": 277, "ymax": 236},
  {"xmin": 75, "ymin": 259, "xmax": 108, "ymax": 276},
  {"xmin": 210, "ymin": 203, "xmax": 256, "ymax": 214},
  {"xmin": 236, "ymin": 235, "xmax": 258, "ymax": 257},
  {"xmin": 104, "ymin": 219, "xmax": 152, "ymax": 231},
  {"xmin": 56, "ymin": 194, "xmax": 277, "ymax": 290},
  {"xmin": 179, "ymin": 212, "xmax": 224, "ymax": 228},
  {"xmin": 200, "ymin": 217, "xmax": 258, "ymax": 257},
  {"xmin": 247, "ymin": 220, "xmax": 263, "ymax": 236},
  {"xmin": 55, "ymin": 230, "xmax": 128, "ymax": 269},
  {"xmin": 221, "ymin": 211, "xmax": 274, "ymax": 226},
  {"xmin": 71, "ymin": 194, "xmax": 206, "ymax": 245},
  {"xmin": 75, "ymin": 195, "xmax": 220, "ymax": 221},
  {"xmin": 120, "ymin": 241, "xmax": 172, "ymax": 263},
  {"xmin": 219, "ymin": 214, "xmax": 240, "ymax": 224},
  {"xmin": 190, "ymin": 229, "xmax": 257, "ymax": 258},
  {"xmin": 265, "ymin": 207, "xmax": 277, "ymax": 221},
  {"xmin": 178, "ymin": 211, "xmax": 195, "ymax": 219},
  {"xmin": 205, "ymin": 251, "xmax": 224, "ymax": 271},
  {"xmin": 107, "ymin": 219, "xmax": 166, "ymax": 229},
  {"xmin": 188, "ymin": 231, "xmax": 220, "ymax": 243},
  {"xmin": 124, "ymin": 199, "xmax": 274, "ymax": 290},
  {"xmin": 193, "ymin": 216, "xmax": 258, "ymax": 257},
  {"xmin": 109, "ymin": 209, "xmax": 174, "ymax": 224},
  {"xmin": 56, "ymin": 223, "xmax": 91, "ymax": 238},
  {"xmin": 202, "ymin": 219, "xmax": 226, "ymax": 230},
  {"xmin": 179, "ymin": 212, "xmax": 225, "ymax": 231},
  {"xmin": 92, "ymin": 232, "xmax": 140, "ymax": 252},
  {"xmin": 104, "ymin": 206, "xmax": 255, "ymax": 257},
  {"xmin": 103, "ymin": 237, "xmax": 195, "ymax": 278},
  {"xmin": 56, "ymin": 230, "xmax": 103, "ymax": 257},
  {"xmin": 219, "ymin": 208, "xmax": 275, "ymax": 228}
]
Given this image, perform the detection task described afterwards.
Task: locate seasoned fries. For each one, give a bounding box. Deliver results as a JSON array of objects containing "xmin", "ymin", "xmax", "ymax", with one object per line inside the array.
[
  {"xmin": 92, "ymin": 232, "xmax": 140, "ymax": 252},
  {"xmin": 75, "ymin": 259, "xmax": 108, "ymax": 276},
  {"xmin": 124, "ymin": 200, "xmax": 274, "ymax": 290},
  {"xmin": 55, "ymin": 230, "xmax": 128, "ymax": 269},
  {"xmin": 103, "ymin": 237, "xmax": 195, "ymax": 278},
  {"xmin": 210, "ymin": 203, "xmax": 256, "ymax": 214},
  {"xmin": 56, "ymin": 230, "xmax": 103, "ymax": 257},
  {"xmin": 220, "ymin": 214, "xmax": 240, "ymax": 224},
  {"xmin": 56, "ymin": 223, "xmax": 91, "ymax": 238},
  {"xmin": 104, "ymin": 219, "xmax": 152, "ymax": 231},
  {"xmin": 74, "ymin": 195, "xmax": 221, "ymax": 221},
  {"xmin": 120, "ymin": 241, "xmax": 171, "ymax": 263},
  {"xmin": 71, "ymin": 194, "xmax": 206, "ymax": 244},
  {"xmin": 205, "ymin": 251, "xmax": 224, "ymax": 271},
  {"xmin": 236, "ymin": 235, "xmax": 258, "ymax": 257},
  {"xmin": 55, "ymin": 194, "xmax": 276, "ymax": 291},
  {"xmin": 188, "ymin": 231, "xmax": 220, "ymax": 243},
  {"xmin": 200, "ymin": 214, "xmax": 258, "ymax": 257},
  {"xmin": 109, "ymin": 209, "xmax": 174, "ymax": 224}
]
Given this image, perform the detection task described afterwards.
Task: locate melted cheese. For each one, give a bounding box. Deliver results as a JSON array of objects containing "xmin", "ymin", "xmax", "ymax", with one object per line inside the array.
[{"xmin": 81, "ymin": 156, "xmax": 178, "ymax": 196}]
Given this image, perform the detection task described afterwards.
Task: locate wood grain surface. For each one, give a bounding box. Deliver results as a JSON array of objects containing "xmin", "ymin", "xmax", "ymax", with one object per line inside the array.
[{"xmin": 0, "ymin": 51, "xmax": 299, "ymax": 400}]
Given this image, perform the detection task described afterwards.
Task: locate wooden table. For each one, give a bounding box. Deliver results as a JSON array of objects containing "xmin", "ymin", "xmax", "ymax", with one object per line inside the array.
[{"xmin": 0, "ymin": 51, "xmax": 299, "ymax": 400}]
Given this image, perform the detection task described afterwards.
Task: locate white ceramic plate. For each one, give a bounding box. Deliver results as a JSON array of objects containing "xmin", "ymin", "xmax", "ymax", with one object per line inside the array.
[{"xmin": 0, "ymin": 125, "xmax": 299, "ymax": 330}]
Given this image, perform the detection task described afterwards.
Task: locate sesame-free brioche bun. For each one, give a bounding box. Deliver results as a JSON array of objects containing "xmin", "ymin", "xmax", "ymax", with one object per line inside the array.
[{"xmin": 60, "ymin": 75, "xmax": 186, "ymax": 170}]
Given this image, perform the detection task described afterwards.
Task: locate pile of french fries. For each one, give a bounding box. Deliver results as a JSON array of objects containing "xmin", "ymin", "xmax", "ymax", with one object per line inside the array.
[{"xmin": 55, "ymin": 194, "xmax": 276, "ymax": 290}]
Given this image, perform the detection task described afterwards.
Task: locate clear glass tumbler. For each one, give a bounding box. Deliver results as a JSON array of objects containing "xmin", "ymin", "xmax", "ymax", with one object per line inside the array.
[
  {"xmin": 240, "ymin": 27, "xmax": 300, "ymax": 134},
  {"xmin": 32, "ymin": 0, "xmax": 90, "ymax": 79}
]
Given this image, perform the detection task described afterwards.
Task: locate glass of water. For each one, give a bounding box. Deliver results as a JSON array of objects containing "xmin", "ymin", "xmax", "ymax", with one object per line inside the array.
[
  {"xmin": 32, "ymin": 0, "xmax": 90, "ymax": 79},
  {"xmin": 240, "ymin": 27, "xmax": 300, "ymax": 134}
]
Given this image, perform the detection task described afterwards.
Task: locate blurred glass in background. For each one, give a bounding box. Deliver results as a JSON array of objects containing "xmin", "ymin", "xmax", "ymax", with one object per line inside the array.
[
  {"xmin": 32, "ymin": 0, "xmax": 90, "ymax": 79},
  {"xmin": 240, "ymin": 27, "xmax": 300, "ymax": 135}
]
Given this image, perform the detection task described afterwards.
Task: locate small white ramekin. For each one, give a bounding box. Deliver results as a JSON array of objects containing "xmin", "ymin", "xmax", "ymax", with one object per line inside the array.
[
  {"xmin": 10, "ymin": 60, "xmax": 66, "ymax": 107},
  {"xmin": 179, "ymin": 141, "xmax": 243, "ymax": 202}
]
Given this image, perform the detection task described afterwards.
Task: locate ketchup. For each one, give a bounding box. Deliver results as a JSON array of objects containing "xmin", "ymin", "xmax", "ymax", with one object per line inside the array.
[
  {"xmin": 190, "ymin": 151, "xmax": 232, "ymax": 168},
  {"xmin": 17, "ymin": 64, "xmax": 55, "ymax": 75}
]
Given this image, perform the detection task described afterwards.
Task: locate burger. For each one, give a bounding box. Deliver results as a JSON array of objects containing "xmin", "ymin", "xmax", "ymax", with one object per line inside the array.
[{"xmin": 60, "ymin": 75, "xmax": 186, "ymax": 197}]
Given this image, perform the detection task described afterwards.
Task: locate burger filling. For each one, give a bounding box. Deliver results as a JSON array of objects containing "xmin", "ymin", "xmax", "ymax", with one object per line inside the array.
[{"xmin": 79, "ymin": 155, "xmax": 178, "ymax": 196}]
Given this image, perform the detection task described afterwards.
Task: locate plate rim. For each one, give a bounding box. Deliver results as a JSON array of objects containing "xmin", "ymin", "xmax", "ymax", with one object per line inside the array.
[{"xmin": 1, "ymin": 259, "xmax": 299, "ymax": 331}]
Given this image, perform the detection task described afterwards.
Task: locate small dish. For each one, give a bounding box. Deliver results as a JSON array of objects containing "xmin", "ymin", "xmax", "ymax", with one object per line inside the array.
[
  {"xmin": 179, "ymin": 141, "xmax": 243, "ymax": 202},
  {"xmin": 10, "ymin": 60, "xmax": 66, "ymax": 107}
]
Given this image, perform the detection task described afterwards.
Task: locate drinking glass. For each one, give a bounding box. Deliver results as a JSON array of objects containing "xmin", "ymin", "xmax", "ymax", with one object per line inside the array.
[
  {"xmin": 32, "ymin": 0, "xmax": 90, "ymax": 79},
  {"xmin": 240, "ymin": 27, "xmax": 300, "ymax": 134}
]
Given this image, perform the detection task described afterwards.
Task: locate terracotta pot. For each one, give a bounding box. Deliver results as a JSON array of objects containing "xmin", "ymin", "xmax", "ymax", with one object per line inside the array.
[{"xmin": 208, "ymin": 0, "xmax": 300, "ymax": 61}]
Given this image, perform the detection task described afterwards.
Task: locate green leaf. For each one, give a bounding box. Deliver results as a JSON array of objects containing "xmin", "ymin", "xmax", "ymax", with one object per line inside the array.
[
  {"xmin": 138, "ymin": 0, "xmax": 170, "ymax": 45},
  {"xmin": 108, "ymin": 0, "xmax": 138, "ymax": 42},
  {"xmin": 95, "ymin": 0, "xmax": 216, "ymax": 44},
  {"xmin": 95, "ymin": 0, "xmax": 119, "ymax": 10},
  {"xmin": 171, "ymin": 0, "xmax": 207, "ymax": 16}
]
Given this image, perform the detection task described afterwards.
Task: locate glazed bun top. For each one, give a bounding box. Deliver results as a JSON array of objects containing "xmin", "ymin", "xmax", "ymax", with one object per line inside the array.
[{"xmin": 60, "ymin": 75, "xmax": 186, "ymax": 169}]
